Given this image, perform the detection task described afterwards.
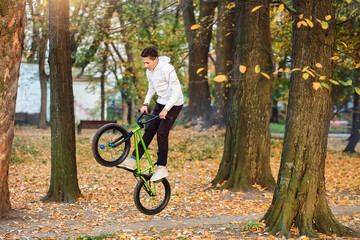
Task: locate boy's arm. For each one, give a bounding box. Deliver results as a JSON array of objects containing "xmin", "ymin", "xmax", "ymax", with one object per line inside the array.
[
  {"xmin": 164, "ymin": 66, "xmax": 182, "ymax": 111},
  {"xmin": 144, "ymin": 77, "xmax": 156, "ymax": 105}
]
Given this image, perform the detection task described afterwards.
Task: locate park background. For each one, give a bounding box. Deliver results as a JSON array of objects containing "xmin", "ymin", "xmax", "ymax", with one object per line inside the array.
[{"xmin": 1, "ymin": 0, "xmax": 360, "ymax": 239}]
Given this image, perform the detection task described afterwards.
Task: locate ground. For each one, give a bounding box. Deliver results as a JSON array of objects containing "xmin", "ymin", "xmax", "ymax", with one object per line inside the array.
[{"xmin": 0, "ymin": 125, "xmax": 359, "ymax": 239}]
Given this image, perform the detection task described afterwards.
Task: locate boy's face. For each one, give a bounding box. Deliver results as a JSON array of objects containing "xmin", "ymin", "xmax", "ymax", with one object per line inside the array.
[{"xmin": 142, "ymin": 57, "xmax": 158, "ymax": 71}]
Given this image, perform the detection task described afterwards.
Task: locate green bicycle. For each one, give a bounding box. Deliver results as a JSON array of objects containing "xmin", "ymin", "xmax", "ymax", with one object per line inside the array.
[{"xmin": 91, "ymin": 112, "xmax": 171, "ymax": 215}]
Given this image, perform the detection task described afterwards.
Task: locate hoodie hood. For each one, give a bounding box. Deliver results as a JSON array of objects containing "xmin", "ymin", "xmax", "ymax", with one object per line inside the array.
[{"xmin": 154, "ymin": 56, "xmax": 170, "ymax": 70}]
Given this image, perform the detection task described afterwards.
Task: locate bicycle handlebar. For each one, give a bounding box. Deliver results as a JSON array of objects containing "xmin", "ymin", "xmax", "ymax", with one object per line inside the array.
[{"xmin": 136, "ymin": 112, "xmax": 159, "ymax": 126}]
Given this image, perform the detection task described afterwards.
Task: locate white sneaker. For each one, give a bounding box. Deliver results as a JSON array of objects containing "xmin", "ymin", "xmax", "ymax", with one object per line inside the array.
[
  {"xmin": 150, "ymin": 166, "xmax": 168, "ymax": 182},
  {"xmin": 119, "ymin": 156, "xmax": 137, "ymax": 170}
]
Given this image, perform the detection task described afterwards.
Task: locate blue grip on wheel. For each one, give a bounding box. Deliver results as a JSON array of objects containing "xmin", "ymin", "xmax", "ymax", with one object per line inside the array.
[{"xmin": 100, "ymin": 144, "xmax": 105, "ymax": 149}]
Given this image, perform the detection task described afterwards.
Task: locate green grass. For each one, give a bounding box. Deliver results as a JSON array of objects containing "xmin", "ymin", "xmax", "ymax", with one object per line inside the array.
[{"xmin": 270, "ymin": 122, "xmax": 351, "ymax": 134}]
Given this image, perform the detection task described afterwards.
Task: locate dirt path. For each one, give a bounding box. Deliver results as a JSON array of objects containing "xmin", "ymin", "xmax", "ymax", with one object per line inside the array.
[{"xmin": 1, "ymin": 203, "xmax": 359, "ymax": 239}]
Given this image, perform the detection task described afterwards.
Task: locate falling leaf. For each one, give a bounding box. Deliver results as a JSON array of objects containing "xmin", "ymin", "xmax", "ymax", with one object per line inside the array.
[
  {"xmin": 320, "ymin": 82, "xmax": 329, "ymax": 89},
  {"xmin": 214, "ymin": 75, "xmax": 228, "ymax": 82},
  {"xmin": 278, "ymin": 4, "xmax": 284, "ymax": 13},
  {"xmin": 321, "ymin": 22, "xmax": 329, "ymax": 29},
  {"xmin": 190, "ymin": 24, "xmax": 201, "ymax": 30},
  {"xmin": 305, "ymin": 18, "xmax": 314, "ymax": 27},
  {"xmin": 355, "ymin": 87, "xmax": 360, "ymax": 95},
  {"xmin": 261, "ymin": 72, "xmax": 270, "ymax": 79},
  {"xmin": 316, "ymin": 63, "xmax": 323, "ymax": 68},
  {"xmin": 313, "ymin": 82, "xmax": 321, "ymax": 90},
  {"xmin": 302, "ymin": 73, "xmax": 309, "ymax": 80},
  {"xmin": 239, "ymin": 65, "xmax": 247, "ymax": 73},
  {"xmin": 251, "ymin": 5, "xmax": 262, "ymax": 12},
  {"xmin": 329, "ymin": 79, "xmax": 339, "ymax": 85},
  {"xmin": 255, "ymin": 65, "xmax": 261, "ymax": 73},
  {"xmin": 325, "ymin": 15, "xmax": 332, "ymax": 21},
  {"xmin": 196, "ymin": 68, "xmax": 205, "ymax": 74}
]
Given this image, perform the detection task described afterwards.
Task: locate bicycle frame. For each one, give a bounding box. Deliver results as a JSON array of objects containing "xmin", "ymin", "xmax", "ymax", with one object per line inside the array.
[{"xmin": 129, "ymin": 113, "xmax": 159, "ymax": 196}]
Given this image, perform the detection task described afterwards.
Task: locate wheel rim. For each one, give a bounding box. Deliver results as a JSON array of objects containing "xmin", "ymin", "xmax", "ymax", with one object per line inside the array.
[
  {"xmin": 97, "ymin": 128, "xmax": 127, "ymax": 163},
  {"xmin": 138, "ymin": 180, "xmax": 168, "ymax": 211}
]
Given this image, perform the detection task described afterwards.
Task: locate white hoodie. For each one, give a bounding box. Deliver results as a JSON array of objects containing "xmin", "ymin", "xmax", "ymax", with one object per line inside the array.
[{"xmin": 144, "ymin": 56, "xmax": 184, "ymax": 111}]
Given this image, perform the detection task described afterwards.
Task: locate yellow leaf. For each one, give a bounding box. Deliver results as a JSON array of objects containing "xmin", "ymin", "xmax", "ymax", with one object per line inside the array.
[
  {"xmin": 261, "ymin": 72, "xmax": 270, "ymax": 79},
  {"xmin": 284, "ymin": 68, "xmax": 290, "ymax": 73},
  {"xmin": 313, "ymin": 82, "xmax": 321, "ymax": 90},
  {"xmin": 341, "ymin": 41, "xmax": 348, "ymax": 48},
  {"xmin": 272, "ymin": 16, "xmax": 280, "ymax": 23},
  {"xmin": 251, "ymin": 5, "xmax": 262, "ymax": 12},
  {"xmin": 330, "ymin": 56, "xmax": 339, "ymax": 60},
  {"xmin": 214, "ymin": 75, "xmax": 227, "ymax": 82},
  {"xmin": 319, "ymin": 76, "xmax": 326, "ymax": 80},
  {"xmin": 278, "ymin": 4, "xmax": 284, "ymax": 13},
  {"xmin": 25, "ymin": 52, "xmax": 33, "ymax": 58},
  {"xmin": 355, "ymin": 63, "xmax": 360, "ymax": 69},
  {"xmin": 278, "ymin": 68, "xmax": 283, "ymax": 72},
  {"xmin": 325, "ymin": 15, "xmax": 332, "ymax": 21},
  {"xmin": 190, "ymin": 24, "xmax": 201, "ymax": 30},
  {"xmin": 255, "ymin": 65, "xmax": 261, "ymax": 73},
  {"xmin": 239, "ymin": 65, "xmax": 247, "ymax": 73},
  {"xmin": 303, "ymin": 73, "xmax": 309, "ymax": 80},
  {"xmin": 329, "ymin": 79, "xmax": 339, "ymax": 85},
  {"xmin": 321, "ymin": 22, "xmax": 329, "ymax": 29},
  {"xmin": 316, "ymin": 63, "xmax": 323, "ymax": 68},
  {"xmin": 346, "ymin": 0, "xmax": 352, "ymax": 4},
  {"xmin": 355, "ymin": 87, "xmax": 360, "ymax": 95},
  {"xmin": 305, "ymin": 69, "xmax": 315, "ymax": 77},
  {"xmin": 196, "ymin": 68, "xmax": 205, "ymax": 74},
  {"xmin": 299, "ymin": 14, "xmax": 303, "ymax": 19},
  {"xmin": 305, "ymin": 18, "xmax": 314, "ymax": 27}
]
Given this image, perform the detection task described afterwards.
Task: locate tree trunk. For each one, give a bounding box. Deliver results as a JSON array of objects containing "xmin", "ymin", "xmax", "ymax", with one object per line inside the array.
[
  {"xmin": 43, "ymin": 0, "xmax": 82, "ymax": 203},
  {"xmin": 100, "ymin": 45, "xmax": 109, "ymax": 121},
  {"xmin": 182, "ymin": 0, "xmax": 217, "ymax": 122},
  {"xmin": 213, "ymin": 0, "xmax": 235, "ymax": 128},
  {"xmin": 263, "ymin": 0, "xmax": 359, "ymax": 238},
  {"xmin": 212, "ymin": 0, "xmax": 275, "ymax": 191},
  {"xmin": 344, "ymin": 67, "xmax": 360, "ymax": 152},
  {"xmin": 37, "ymin": 25, "xmax": 49, "ymax": 129},
  {"xmin": 0, "ymin": 0, "xmax": 26, "ymax": 217}
]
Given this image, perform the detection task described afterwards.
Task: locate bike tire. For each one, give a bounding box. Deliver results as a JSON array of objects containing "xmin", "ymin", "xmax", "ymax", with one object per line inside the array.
[
  {"xmin": 92, "ymin": 123, "xmax": 131, "ymax": 167},
  {"xmin": 134, "ymin": 178, "xmax": 171, "ymax": 215}
]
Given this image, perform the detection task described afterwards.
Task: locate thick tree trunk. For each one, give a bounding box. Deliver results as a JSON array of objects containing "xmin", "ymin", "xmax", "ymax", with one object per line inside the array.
[
  {"xmin": 182, "ymin": 0, "xmax": 217, "ymax": 122},
  {"xmin": 263, "ymin": 0, "xmax": 359, "ymax": 238},
  {"xmin": 212, "ymin": 0, "xmax": 275, "ymax": 191},
  {"xmin": 213, "ymin": 0, "xmax": 235, "ymax": 127},
  {"xmin": 0, "ymin": 0, "xmax": 26, "ymax": 217},
  {"xmin": 43, "ymin": 0, "xmax": 82, "ymax": 203}
]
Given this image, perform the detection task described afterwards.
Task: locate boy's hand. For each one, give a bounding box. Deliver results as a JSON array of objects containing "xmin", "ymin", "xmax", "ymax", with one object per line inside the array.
[
  {"xmin": 140, "ymin": 105, "xmax": 148, "ymax": 113},
  {"xmin": 159, "ymin": 109, "xmax": 168, "ymax": 119}
]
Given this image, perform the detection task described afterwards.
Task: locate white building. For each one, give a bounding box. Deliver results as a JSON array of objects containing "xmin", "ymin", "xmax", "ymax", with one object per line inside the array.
[{"xmin": 16, "ymin": 63, "xmax": 105, "ymax": 123}]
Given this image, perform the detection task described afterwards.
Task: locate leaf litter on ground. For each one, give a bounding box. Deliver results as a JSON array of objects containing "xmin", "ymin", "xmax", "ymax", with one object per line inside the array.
[{"xmin": 1, "ymin": 125, "xmax": 359, "ymax": 239}]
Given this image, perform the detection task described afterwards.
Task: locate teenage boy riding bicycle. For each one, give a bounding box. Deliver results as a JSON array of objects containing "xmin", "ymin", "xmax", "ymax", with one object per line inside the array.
[{"xmin": 120, "ymin": 47, "xmax": 184, "ymax": 182}]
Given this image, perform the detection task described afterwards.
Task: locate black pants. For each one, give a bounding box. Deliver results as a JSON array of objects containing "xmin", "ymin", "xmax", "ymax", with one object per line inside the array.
[{"xmin": 132, "ymin": 103, "xmax": 182, "ymax": 166}]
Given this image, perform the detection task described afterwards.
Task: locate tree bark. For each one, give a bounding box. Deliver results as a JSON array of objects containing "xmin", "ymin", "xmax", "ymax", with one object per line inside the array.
[
  {"xmin": 0, "ymin": 0, "xmax": 26, "ymax": 217},
  {"xmin": 213, "ymin": 0, "xmax": 235, "ymax": 127},
  {"xmin": 37, "ymin": 15, "xmax": 49, "ymax": 129},
  {"xmin": 43, "ymin": 0, "xmax": 82, "ymax": 203},
  {"xmin": 181, "ymin": 0, "xmax": 217, "ymax": 122},
  {"xmin": 212, "ymin": 0, "xmax": 275, "ymax": 191},
  {"xmin": 263, "ymin": 0, "xmax": 359, "ymax": 238}
]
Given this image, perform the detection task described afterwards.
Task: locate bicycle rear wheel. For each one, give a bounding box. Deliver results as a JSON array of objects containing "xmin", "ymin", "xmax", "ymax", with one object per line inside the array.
[
  {"xmin": 92, "ymin": 123, "xmax": 131, "ymax": 167},
  {"xmin": 134, "ymin": 178, "xmax": 171, "ymax": 215}
]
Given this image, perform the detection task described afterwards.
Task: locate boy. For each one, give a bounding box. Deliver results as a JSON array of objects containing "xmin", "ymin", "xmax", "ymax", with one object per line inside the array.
[{"xmin": 120, "ymin": 47, "xmax": 184, "ymax": 181}]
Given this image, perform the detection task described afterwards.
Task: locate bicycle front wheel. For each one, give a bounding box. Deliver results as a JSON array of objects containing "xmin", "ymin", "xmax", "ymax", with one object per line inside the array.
[
  {"xmin": 134, "ymin": 178, "xmax": 171, "ymax": 215},
  {"xmin": 92, "ymin": 123, "xmax": 131, "ymax": 167}
]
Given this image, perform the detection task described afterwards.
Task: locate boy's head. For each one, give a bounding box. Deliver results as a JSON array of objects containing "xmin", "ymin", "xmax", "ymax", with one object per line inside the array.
[{"xmin": 141, "ymin": 47, "xmax": 159, "ymax": 71}]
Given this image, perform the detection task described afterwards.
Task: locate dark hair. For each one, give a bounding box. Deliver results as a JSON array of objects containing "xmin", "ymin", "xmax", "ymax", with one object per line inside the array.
[{"xmin": 141, "ymin": 47, "xmax": 158, "ymax": 60}]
